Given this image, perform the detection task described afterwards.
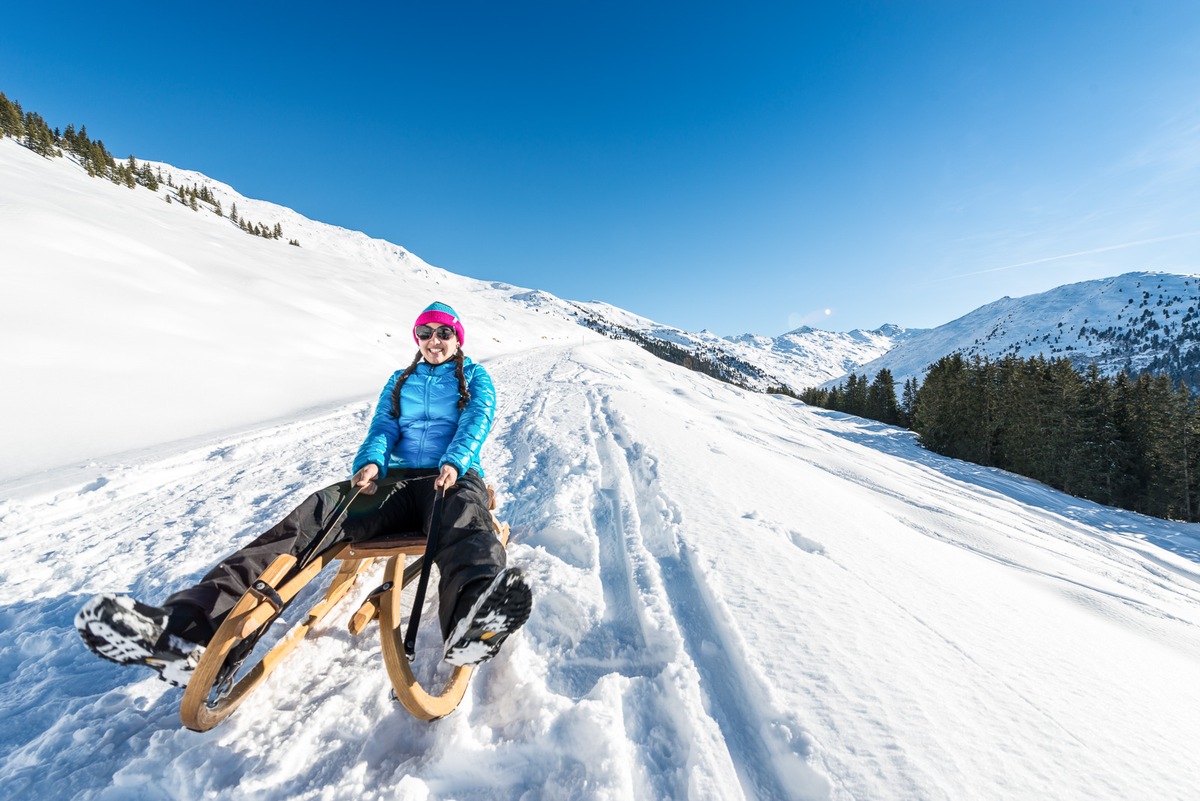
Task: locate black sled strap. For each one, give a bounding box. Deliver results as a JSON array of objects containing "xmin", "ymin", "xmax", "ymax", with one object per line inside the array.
[{"xmin": 403, "ymin": 485, "xmax": 445, "ymax": 661}]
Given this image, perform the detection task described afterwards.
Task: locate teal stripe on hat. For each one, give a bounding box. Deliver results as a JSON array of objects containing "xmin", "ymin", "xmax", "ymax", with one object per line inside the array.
[{"xmin": 422, "ymin": 301, "xmax": 459, "ymax": 319}]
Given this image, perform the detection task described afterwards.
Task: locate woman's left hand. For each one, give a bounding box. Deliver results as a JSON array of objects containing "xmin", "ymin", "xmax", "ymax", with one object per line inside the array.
[{"xmin": 435, "ymin": 463, "xmax": 459, "ymax": 490}]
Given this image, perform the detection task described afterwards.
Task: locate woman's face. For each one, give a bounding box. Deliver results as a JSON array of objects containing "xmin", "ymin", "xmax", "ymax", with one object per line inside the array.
[{"xmin": 416, "ymin": 325, "xmax": 459, "ymax": 365}]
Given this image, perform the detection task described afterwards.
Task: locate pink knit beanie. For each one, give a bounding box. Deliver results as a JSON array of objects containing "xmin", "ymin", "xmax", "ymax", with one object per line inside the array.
[{"xmin": 413, "ymin": 301, "xmax": 465, "ymax": 345}]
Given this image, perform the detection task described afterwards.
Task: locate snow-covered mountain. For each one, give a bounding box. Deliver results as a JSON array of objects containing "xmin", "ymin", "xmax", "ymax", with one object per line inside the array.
[
  {"xmin": 514, "ymin": 271, "xmax": 1200, "ymax": 399},
  {"xmin": 724, "ymin": 323, "xmax": 919, "ymax": 390},
  {"xmin": 4, "ymin": 136, "xmax": 1200, "ymax": 801},
  {"xmin": 849, "ymin": 272, "xmax": 1200, "ymax": 389},
  {"xmin": 500, "ymin": 290, "xmax": 917, "ymax": 392}
]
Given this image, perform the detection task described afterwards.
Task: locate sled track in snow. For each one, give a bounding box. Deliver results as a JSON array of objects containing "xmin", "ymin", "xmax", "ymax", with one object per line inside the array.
[
  {"xmin": 596, "ymin": 397, "xmax": 824, "ymax": 801},
  {"xmin": 488, "ymin": 345, "xmax": 829, "ymax": 801},
  {"xmin": 489, "ymin": 351, "xmax": 710, "ymax": 799}
]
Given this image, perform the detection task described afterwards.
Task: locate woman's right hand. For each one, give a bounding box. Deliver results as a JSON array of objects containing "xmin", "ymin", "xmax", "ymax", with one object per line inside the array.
[{"xmin": 351, "ymin": 463, "xmax": 380, "ymax": 495}]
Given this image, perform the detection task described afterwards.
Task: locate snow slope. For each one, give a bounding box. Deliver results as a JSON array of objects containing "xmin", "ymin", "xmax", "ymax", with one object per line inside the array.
[
  {"xmin": 3, "ymin": 138, "xmax": 1200, "ymax": 800},
  {"xmin": 0, "ymin": 138, "xmax": 584, "ymax": 488}
]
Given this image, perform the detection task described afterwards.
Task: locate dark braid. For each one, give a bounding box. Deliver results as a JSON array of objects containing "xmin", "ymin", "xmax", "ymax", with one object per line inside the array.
[
  {"xmin": 453, "ymin": 349, "xmax": 471, "ymax": 410},
  {"xmin": 389, "ymin": 349, "xmax": 472, "ymax": 417},
  {"xmin": 389, "ymin": 351, "xmax": 424, "ymax": 419}
]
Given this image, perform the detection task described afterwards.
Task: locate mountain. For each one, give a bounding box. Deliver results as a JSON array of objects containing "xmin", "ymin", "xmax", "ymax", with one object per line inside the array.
[
  {"xmin": 503, "ymin": 292, "xmax": 919, "ymax": 392},
  {"xmin": 849, "ymin": 272, "xmax": 1200, "ymax": 389},
  {"xmin": 724, "ymin": 322, "xmax": 920, "ymax": 390},
  {"xmin": 512, "ymin": 273, "xmax": 1200, "ymax": 400},
  {"xmin": 3, "ymin": 136, "xmax": 1200, "ymax": 801}
]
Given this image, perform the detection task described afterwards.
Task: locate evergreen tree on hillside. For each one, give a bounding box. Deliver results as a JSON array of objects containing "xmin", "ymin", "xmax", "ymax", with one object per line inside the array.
[
  {"xmin": 901, "ymin": 378, "xmax": 919, "ymax": 425},
  {"xmin": 866, "ymin": 369, "xmax": 902, "ymax": 426},
  {"xmin": 120, "ymin": 155, "xmax": 137, "ymax": 188},
  {"xmin": 1133, "ymin": 373, "xmax": 1194, "ymax": 519},
  {"xmin": 22, "ymin": 111, "xmax": 58, "ymax": 157},
  {"xmin": 1070, "ymin": 364, "xmax": 1119, "ymax": 503},
  {"xmin": 139, "ymin": 163, "xmax": 159, "ymax": 191},
  {"xmin": 842, "ymin": 373, "xmax": 869, "ymax": 417},
  {"xmin": 0, "ymin": 92, "xmax": 23, "ymax": 138}
]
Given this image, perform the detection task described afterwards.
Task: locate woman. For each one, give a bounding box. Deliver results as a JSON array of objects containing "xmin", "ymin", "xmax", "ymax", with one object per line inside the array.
[{"xmin": 76, "ymin": 301, "xmax": 531, "ymax": 686}]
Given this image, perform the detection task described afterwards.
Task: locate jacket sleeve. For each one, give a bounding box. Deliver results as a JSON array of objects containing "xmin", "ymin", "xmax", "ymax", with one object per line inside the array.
[
  {"xmin": 440, "ymin": 363, "xmax": 496, "ymax": 476},
  {"xmin": 353, "ymin": 372, "xmax": 402, "ymax": 477}
]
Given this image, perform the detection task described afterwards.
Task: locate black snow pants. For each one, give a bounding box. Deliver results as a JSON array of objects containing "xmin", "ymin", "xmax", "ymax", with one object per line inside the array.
[{"xmin": 164, "ymin": 469, "xmax": 506, "ymax": 643}]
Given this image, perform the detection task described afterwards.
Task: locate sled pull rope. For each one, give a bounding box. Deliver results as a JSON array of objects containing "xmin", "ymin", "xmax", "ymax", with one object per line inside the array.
[{"xmin": 404, "ymin": 485, "xmax": 446, "ymax": 661}]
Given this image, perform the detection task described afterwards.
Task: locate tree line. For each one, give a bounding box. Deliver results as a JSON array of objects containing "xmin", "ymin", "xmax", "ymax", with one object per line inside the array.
[
  {"xmin": 800, "ymin": 369, "xmax": 913, "ymax": 428},
  {"xmin": 805, "ymin": 355, "xmax": 1199, "ymax": 522},
  {"xmin": 1, "ymin": 90, "xmax": 297, "ymax": 246}
]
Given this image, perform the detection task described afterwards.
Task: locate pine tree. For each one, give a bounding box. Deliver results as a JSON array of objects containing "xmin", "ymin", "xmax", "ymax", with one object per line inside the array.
[
  {"xmin": 866, "ymin": 369, "xmax": 901, "ymax": 425},
  {"xmin": 1072, "ymin": 364, "xmax": 1118, "ymax": 505},
  {"xmin": 0, "ymin": 93, "xmax": 24, "ymax": 138},
  {"xmin": 140, "ymin": 163, "xmax": 159, "ymax": 191},
  {"xmin": 22, "ymin": 111, "xmax": 58, "ymax": 157},
  {"xmin": 900, "ymin": 377, "xmax": 918, "ymax": 427},
  {"xmin": 842, "ymin": 374, "xmax": 869, "ymax": 417}
]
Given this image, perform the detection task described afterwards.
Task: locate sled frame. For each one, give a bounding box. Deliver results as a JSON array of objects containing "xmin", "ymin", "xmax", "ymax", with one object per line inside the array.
[{"xmin": 179, "ymin": 495, "xmax": 510, "ymax": 732}]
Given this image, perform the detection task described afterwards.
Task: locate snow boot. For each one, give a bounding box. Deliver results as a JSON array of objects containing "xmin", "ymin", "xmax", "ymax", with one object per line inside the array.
[
  {"xmin": 443, "ymin": 568, "xmax": 532, "ymax": 667},
  {"xmin": 75, "ymin": 595, "xmax": 204, "ymax": 687}
]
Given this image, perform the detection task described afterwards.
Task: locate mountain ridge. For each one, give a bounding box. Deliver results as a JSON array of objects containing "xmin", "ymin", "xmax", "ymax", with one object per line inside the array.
[{"xmin": 848, "ymin": 271, "xmax": 1200, "ymax": 391}]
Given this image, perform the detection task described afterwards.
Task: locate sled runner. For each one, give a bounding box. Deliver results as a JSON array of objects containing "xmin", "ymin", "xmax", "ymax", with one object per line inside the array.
[{"xmin": 179, "ymin": 486, "xmax": 511, "ymax": 732}]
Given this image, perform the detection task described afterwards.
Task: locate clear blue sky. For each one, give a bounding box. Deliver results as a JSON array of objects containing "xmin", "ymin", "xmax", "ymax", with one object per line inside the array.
[{"xmin": 5, "ymin": 1, "xmax": 1200, "ymax": 336}]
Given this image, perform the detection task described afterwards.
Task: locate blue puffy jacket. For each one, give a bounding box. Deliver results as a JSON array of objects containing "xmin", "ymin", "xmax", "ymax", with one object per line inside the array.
[{"xmin": 353, "ymin": 356, "xmax": 496, "ymax": 479}]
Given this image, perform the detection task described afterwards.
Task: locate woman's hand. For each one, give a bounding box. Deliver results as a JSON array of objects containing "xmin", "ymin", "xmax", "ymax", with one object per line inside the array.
[
  {"xmin": 351, "ymin": 463, "xmax": 380, "ymax": 495},
  {"xmin": 435, "ymin": 463, "xmax": 459, "ymax": 490}
]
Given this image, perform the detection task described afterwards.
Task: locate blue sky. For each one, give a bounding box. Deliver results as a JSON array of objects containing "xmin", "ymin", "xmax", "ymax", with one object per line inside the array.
[{"xmin": 5, "ymin": 1, "xmax": 1200, "ymax": 336}]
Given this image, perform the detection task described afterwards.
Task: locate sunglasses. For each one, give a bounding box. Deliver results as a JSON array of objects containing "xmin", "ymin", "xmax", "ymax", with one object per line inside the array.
[{"xmin": 415, "ymin": 324, "xmax": 457, "ymax": 341}]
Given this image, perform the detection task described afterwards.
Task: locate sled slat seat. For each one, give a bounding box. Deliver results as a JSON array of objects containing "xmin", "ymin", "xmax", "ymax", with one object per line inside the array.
[{"xmin": 339, "ymin": 534, "xmax": 428, "ymax": 558}]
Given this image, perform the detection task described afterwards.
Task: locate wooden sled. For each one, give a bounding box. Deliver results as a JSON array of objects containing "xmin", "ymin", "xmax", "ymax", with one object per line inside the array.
[{"xmin": 179, "ymin": 490, "xmax": 510, "ymax": 732}]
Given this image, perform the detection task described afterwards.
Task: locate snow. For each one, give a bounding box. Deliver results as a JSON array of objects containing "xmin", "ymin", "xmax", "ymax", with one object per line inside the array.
[{"xmin": 3, "ymin": 137, "xmax": 1200, "ymax": 800}]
